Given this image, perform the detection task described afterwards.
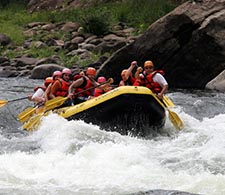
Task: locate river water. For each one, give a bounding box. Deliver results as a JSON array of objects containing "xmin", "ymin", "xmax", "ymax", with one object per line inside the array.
[{"xmin": 0, "ymin": 77, "xmax": 224, "ymax": 195}]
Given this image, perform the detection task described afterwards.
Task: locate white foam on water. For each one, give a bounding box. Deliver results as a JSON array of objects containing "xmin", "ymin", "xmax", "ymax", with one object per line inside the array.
[{"xmin": 0, "ymin": 112, "xmax": 224, "ymax": 195}]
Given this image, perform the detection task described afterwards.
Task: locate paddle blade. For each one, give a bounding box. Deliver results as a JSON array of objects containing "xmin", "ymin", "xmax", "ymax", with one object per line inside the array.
[
  {"xmin": 0, "ymin": 100, "xmax": 8, "ymax": 108},
  {"xmin": 18, "ymin": 107, "xmax": 36, "ymax": 123},
  {"xmin": 163, "ymin": 96, "xmax": 175, "ymax": 108},
  {"xmin": 168, "ymin": 109, "xmax": 184, "ymax": 130},
  {"xmin": 45, "ymin": 96, "xmax": 67, "ymax": 110},
  {"xmin": 22, "ymin": 110, "xmax": 51, "ymax": 131},
  {"xmin": 22, "ymin": 114, "xmax": 42, "ymax": 131},
  {"xmin": 35, "ymin": 106, "xmax": 46, "ymax": 114}
]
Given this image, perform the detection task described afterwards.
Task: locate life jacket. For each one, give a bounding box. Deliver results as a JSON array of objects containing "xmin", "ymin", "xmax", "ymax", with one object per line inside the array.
[
  {"xmin": 138, "ymin": 70, "xmax": 165, "ymax": 93},
  {"xmin": 119, "ymin": 76, "xmax": 135, "ymax": 86},
  {"xmin": 94, "ymin": 86, "xmax": 112, "ymax": 97},
  {"xmin": 34, "ymin": 77, "xmax": 55, "ymax": 92},
  {"xmin": 73, "ymin": 74, "xmax": 81, "ymax": 81},
  {"xmin": 55, "ymin": 78, "xmax": 71, "ymax": 97},
  {"xmin": 34, "ymin": 86, "xmax": 46, "ymax": 92},
  {"xmin": 94, "ymin": 88, "xmax": 104, "ymax": 97},
  {"xmin": 74, "ymin": 76, "xmax": 94, "ymax": 97}
]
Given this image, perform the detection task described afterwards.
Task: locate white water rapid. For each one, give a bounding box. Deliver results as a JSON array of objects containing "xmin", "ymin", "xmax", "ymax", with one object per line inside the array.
[{"xmin": 0, "ymin": 78, "xmax": 224, "ymax": 195}]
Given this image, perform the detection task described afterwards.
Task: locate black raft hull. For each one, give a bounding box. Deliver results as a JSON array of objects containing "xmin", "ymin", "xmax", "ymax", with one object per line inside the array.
[{"xmin": 57, "ymin": 86, "xmax": 166, "ymax": 137}]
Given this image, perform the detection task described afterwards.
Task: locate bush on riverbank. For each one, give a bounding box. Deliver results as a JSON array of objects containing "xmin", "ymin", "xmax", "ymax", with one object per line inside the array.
[{"xmin": 0, "ymin": 0, "xmax": 180, "ymax": 67}]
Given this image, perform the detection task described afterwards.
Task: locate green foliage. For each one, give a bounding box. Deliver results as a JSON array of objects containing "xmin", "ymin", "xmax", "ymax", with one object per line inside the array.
[
  {"xmin": 0, "ymin": 0, "xmax": 178, "ymax": 44},
  {"xmin": 1, "ymin": 22, "xmax": 24, "ymax": 45},
  {"xmin": 0, "ymin": 3, "xmax": 26, "ymax": 45},
  {"xmin": 108, "ymin": 0, "xmax": 178, "ymax": 34},
  {"xmin": 60, "ymin": 54, "xmax": 80, "ymax": 68},
  {"xmin": 2, "ymin": 48, "xmax": 21, "ymax": 59},
  {"xmin": 27, "ymin": 46, "xmax": 55, "ymax": 58},
  {"xmin": 81, "ymin": 7, "xmax": 111, "ymax": 36},
  {"xmin": 0, "ymin": 0, "xmax": 180, "ymax": 65}
]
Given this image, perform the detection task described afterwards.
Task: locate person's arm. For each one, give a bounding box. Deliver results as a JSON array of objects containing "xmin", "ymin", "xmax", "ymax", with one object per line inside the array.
[
  {"xmin": 89, "ymin": 78, "xmax": 100, "ymax": 87},
  {"xmin": 31, "ymin": 88, "xmax": 45, "ymax": 103},
  {"xmin": 119, "ymin": 80, "xmax": 124, "ymax": 86},
  {"xmin": 49, "ymin": 81, "xmax": 61, "ymax": 99},
  {"xmin": 158, "ymin": 84, "xmax": 168, "ymax": 99},
  {"xmin": 154, "ymin": 73, "xmax": 168, "ymax": 99},
  {"xmin": 97, "ymin": 78, "xmax": 114, "ymax": 89},
  {"xmin": 124, "ymin": 61, "xmax": 137, "ymax": 80},
  {"xmin": 135, "ymin": 67, "xmax": 143, "ymax": 80},
  {"xmin": 44, "ymin": 83, "xmax": 52, "ymax": 101},
  {"xmin": 68, "ymin": 77, "xmax": 84, "ymax": 99}
]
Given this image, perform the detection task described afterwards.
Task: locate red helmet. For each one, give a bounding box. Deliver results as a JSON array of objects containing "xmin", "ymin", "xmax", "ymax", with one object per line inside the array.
[
  {"xmin": 62, "ymin": 68, "xmax": 72, "ymax": 75},
  {"xmin": 44, "ymin": 77, "xmax": 53, "ymax": 87},
  {"xmin": 86, "ymin": 67, "xmax": 96, "ymax": 76},
  {"xmin": 97, "ymin": 76, "xmax": 106, "ymax": 83},
  {"xmin": 52, "ymin": 71, "xmax": 62, "ymax": 79}
]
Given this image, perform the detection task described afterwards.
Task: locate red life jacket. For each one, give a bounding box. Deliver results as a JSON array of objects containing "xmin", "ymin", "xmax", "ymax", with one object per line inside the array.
[
  {"xmin": 139, "ymin": 70, "xmax": 165, "ymax": 93},
  {"xmin": 94, "ymin": 86, "xmax": 112, "ymax": 97},
  {"xmin": 55, "ymin": 79, "xmax": 71, "ymax": 97},
  {"xmin": 94, "ymin": 88, "xmax": 104, "ymax": 97},
  {"xmin": 119, "ymin": 76, "xmax": 136, "ymax": 86},
  {"xmin": 75, "ymin": 76, "xmax": 94, "ymax": 97},
  {"xmin": 73, "ymin": 74, "xmax": 81, "ymax": 81},
  {"xmin": 34, "ymin": 86, "xmax": 46, "ymax": 92}
]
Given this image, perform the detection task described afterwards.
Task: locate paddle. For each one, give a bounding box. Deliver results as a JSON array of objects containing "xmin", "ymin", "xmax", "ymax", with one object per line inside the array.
[
  {"xmin": 163, "ymin": 95, "xmax": 174, "ymax": 108},
  {"xmin": 163, "ymin": 99, "xmax": 183, "ymax": 130},
  {"xmin": 0, "ymin": 97, "xmax": 28, "ymax": 108},
  {"xmin": 18, "ymin": 106, "xmax": 37, "ymax": 123},
  {"xmin": 152, "ymin": 93, "xmax": 183, "ymax": 130},
  {"xmin": 22, "ymin": 113, "xmax": 44, "ymax": 131},
  {"xmin": 18, "ymin": 98, "xmax": 62, "ymax": 123},
  {"xmin": 167, "ymin": 108, "xmax": 184, "ymax": 130},
  {"xmin": 22, "ymin": 79, "xmax": 112, "ymax": 131},
  {"xmin": 18, "ymin": 97, "xmax": 68, "ymax": 123}
]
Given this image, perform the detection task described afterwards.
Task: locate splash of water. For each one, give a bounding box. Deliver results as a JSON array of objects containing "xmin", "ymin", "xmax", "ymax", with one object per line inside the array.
[{"xmin": 0, "ymin": 110, "xmax": 224, "ymax": 195}]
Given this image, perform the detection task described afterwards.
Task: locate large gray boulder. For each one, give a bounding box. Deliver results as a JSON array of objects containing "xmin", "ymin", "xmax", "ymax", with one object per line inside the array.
[
  {"xmin": 30, "ymin": 64, "xmax": 63, "ymax": 79},
  {"xmin": 0, "ymin": 33, "xmax": 11, "ymax": 46},
  {"xmin": 205, "ymin": 70, "xmax": 225, "ymax": 92},
  {"xmin": 98, "ymin": 0, "xmax": 225, "ymax": 89}
]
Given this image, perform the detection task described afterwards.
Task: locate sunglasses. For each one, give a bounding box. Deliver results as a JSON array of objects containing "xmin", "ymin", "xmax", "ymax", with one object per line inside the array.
[{"xmin": 145, "ymin": 66, "xmax": 154, "ymax": 69}]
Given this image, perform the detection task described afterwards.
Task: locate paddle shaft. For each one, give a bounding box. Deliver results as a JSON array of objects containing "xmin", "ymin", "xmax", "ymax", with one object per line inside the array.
[
  {"xmin": 0, "ymin": 96, "xmax": 29, "ymax": 108},
  {"xmin": 56, "ymin": 80, "xmax": 111, "ymax": 106},
  {"xmin": 8, "ymin": 96, "xmax": 28, "ymax": 103},
  {"xmin": 74, "ymin": 80, "xmax": 111, "ymax": 96}
]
